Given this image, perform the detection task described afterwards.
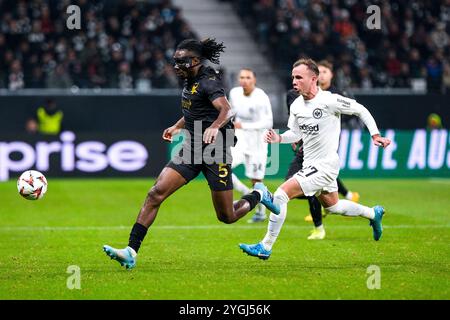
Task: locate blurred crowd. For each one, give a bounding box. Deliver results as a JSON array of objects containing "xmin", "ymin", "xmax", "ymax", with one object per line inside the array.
[
  {"xmin": 0, "ymin": 0, "xmax": 197, "ymax": 90},
  {"xmin": 231, "ymin": 0, "xmax": 450, "ymax": 93},
  {"xmin": 2, "ymin": 0, "xmax": 450, "ymax": 93}
]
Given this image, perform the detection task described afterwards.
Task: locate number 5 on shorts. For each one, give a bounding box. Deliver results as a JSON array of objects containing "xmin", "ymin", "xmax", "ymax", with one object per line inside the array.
[{"xmin": 218, "ymin": 163, "xmax": 229, "ymax": 178}]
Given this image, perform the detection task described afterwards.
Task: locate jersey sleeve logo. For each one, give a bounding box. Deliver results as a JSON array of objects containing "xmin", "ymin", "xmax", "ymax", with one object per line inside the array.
[
  {"xmin": 313, "ymin": 108, "xmax": 323, "ymax": 119},
  {"xmin": 190, "ymin": 82, "xmax": 199, "ymax": 94},
  {"xmin": 337, "ymin": 97, "xmax": 351, "ymax": 107}
]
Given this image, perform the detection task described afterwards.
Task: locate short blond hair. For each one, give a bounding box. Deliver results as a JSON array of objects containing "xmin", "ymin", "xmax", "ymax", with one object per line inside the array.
[{"xmin": 293, "ymin": 58, "xmax": 319, "ymax": 76}]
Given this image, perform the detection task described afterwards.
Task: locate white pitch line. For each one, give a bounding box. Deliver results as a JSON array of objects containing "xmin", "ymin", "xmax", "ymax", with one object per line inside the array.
[
  {"xmin": 428, "ymin": 178, "xmax": 450, "ymax": 185},
  {"xmin": 0, "ymin": 224, "xmax": 449, "ymax": 231}
]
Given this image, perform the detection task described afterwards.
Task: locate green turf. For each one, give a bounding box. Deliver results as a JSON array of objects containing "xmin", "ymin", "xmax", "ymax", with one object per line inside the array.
[{"xmin": 0, "ymin": 178, "xmax": 449, "ymax": 300}]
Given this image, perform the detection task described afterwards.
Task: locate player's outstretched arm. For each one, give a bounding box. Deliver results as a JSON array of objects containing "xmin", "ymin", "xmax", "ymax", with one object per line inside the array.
[
  {"xmin": 330, "ymin": 93, "xmax": 391, "ymax": 149},
  {"xmin": 162, "ymin": 117, "xmax": 185, "ymax": 142},
  {"xmin": 203, "ymin": 96, "xmax": 233, "ymax": 144},
  {"xmin": 347, "ymin": 103, "xmax": 391, "ymax": 149},
  {"xmin": 264, "ymin": 129, "xmax": 301, "ymax": 144}
]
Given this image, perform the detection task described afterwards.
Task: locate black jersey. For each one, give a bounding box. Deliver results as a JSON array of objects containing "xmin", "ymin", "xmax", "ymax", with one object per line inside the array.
[
  {"xmin": 286, "ymin": 89, "xmax": 299, "ymax": 113},
  {"xmin": 176, "ymin": 65, "xmax": 235, "ymax": 165},
  {"xmin": 181, "ymin": 65, "xmax": 233, "ymax": 139},
  {"xmin": 285, "ymin": 89, "xmax": 304, "ymax": 155}
]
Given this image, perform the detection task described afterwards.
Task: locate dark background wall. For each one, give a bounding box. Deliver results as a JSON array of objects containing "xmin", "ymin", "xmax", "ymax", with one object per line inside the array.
[
  {"xmin": 354, "ymin": 94, "xmax": 449, "ymax": 130},
  {"xmin": 0, "ymin": 94, "xmax": 182, "ymax": 133},
  {"xmin": 0, "ymin": 94, "xmax": 448, "ymax": 133}
]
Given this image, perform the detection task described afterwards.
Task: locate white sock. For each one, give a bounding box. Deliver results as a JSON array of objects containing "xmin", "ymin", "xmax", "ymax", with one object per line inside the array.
[
  {"xmin": 261, "ymin": 188, "xmax": 289, "ymax": 251},
  {"xmin": 345, "ymin": 191, "xmax": 353, "ymax": 200},
  {"xmin": 315, "ymin": 224, "xmax": 324, "ymax": 232},
  {"xmin": 232, "ymin": 173, "xmax": 250, "ymax": 194},
  {"xmin": 325, "ymin": 200, "xmax": 375, "ymax": 219},
  {"xmin": 255, "ymin": 203, "xmax": 266, "ymax": 217}
]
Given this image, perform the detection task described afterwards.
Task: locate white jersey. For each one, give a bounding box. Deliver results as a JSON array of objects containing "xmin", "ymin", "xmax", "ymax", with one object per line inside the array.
[
  {"xmin": 287, "ymin": 88, "xmax": 380, "ymax": 169},
  {"xmin": 229, "ymin": 86, "xmax": 273, "ymax": 155}
]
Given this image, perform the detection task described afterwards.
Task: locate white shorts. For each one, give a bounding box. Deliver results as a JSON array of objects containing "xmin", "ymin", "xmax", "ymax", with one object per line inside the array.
[
  {"xmin": 292, "ymin": 163, "xmax": 339, "ymax": 197},
  {"xmin": 231, "ymin": 147, "xmax": 267, "ymax": 180}
]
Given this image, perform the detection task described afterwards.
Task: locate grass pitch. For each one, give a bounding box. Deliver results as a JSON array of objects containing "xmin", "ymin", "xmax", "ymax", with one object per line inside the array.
[{"xmin": 0, "ymin": 178, "xmax": 449, "ymax": 300}]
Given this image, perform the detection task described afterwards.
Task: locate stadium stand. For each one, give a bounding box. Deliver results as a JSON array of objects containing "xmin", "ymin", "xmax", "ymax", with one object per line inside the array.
[
  {"xmin": 229, "ymin": 0, "xmax": 450, "ymax": 92},
  {"xmin": 1, "ymin": 0, "xmax": 449, "ymax": 95},
  {"xmin": 0, "ymin": 0, "xmax": 197, "ymax": 90}
]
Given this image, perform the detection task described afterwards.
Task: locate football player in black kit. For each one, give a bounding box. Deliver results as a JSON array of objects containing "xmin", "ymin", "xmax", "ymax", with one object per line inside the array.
[
  {"xmin": 103, "ymin": 38, "xmax": 277, "ymax": 269},
  {"xmin": 286, "ymin": 60, "xmax": 360, "ymax": 240}
]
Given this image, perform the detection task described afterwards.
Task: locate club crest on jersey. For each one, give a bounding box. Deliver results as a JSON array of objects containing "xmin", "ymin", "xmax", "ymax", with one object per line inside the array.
[
  {"xmin": 190, "ymin": 83, "xmax": 199, "ymax": 94},
  {"xmin": 313, "ymin": 108, "xmax": 323, "ymax": 119}
]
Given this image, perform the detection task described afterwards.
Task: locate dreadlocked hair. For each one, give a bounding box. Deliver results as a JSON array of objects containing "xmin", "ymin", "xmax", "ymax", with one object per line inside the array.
[
  {"xmin": 200, "ymin": 38, "xmax": 225, "ymax": 64},
  {"xmin": 176, "ymin": 38, "xmax": 225, "ymax": 64}
]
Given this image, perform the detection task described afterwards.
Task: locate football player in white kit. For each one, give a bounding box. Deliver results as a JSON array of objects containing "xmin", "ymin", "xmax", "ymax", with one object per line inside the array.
[
  {"xmin": 239, "ymin": 58, "xmax": 391, "ymax": 259},
  {"xmin": 229, "ymin": 68, "xmax": 273, "ymax": 223}
]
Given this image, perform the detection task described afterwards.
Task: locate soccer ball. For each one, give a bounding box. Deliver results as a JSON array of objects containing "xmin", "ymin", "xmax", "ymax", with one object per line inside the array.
[{"xmin": 17, "ymin": 170, "xmax": 48, "ymax": 200}]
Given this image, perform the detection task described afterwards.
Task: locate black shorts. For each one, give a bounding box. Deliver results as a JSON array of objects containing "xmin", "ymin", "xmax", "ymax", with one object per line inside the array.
[
  {"xmin": 285, "ymin": 151, "xmax": 304, "ymax": 180},
  {"xmin": 167, "ymin": 161, "xmax": 233, "ymax": 191}
]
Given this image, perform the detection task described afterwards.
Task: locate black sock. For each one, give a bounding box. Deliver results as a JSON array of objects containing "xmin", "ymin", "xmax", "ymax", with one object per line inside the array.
[
  {"xmin": 241, "ymin": 191, "xmax": 261, "ymax": 211},
  {"xmin": 337, "ymin": 178, "xmax": 348, "ymax": 197},
  {"xmin": 128, "ymin": 222, "xmax": 148, "ymax": 253},
  {"xmin": 308, "ymin": 196, "xmax": 323, "ymax": 227}
]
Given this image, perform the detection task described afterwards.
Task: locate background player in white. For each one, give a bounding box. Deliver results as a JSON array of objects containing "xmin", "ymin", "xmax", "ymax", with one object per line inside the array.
[
  {"xmin": 239, "ymin": 58, "xmax": 391, "ymax": 259},
  {"xmin": 318, "ymin": 61, "xmax": 360, "ymax": 202},
  {"xmin": 229, "ymin": 68, "xmax": 273, "ymax": 223}
]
